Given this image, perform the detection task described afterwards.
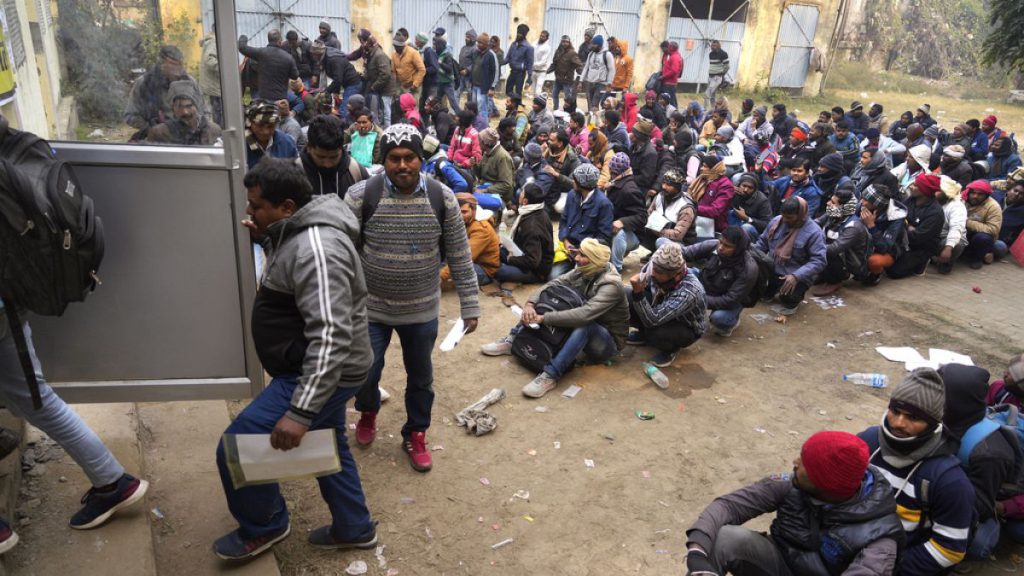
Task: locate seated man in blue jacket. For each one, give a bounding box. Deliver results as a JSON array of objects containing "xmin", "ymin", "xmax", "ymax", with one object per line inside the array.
[
  {"xmin": 549, "ymin": 163, "xmax": 614, "ymax": 279},
  {"xmin": 765, "ymin": 158, "xmax": 824, "ymax": 218},
  {"xmin": 755, "ymin": 196, "xmax": 827, "ymax": 316},
  {"xmin": 421, "ymin": 135, "xmax": 469, "ymax": 192}
]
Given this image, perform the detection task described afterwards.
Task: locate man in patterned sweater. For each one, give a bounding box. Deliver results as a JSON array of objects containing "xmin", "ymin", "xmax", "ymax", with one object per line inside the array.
[
  {"xmin": 858, "ymin": 368, "xmax": 975, "ymax": 575},
  {"xmin": 345, "ymin": 124, "xmax": 480, "ymax": 472}
]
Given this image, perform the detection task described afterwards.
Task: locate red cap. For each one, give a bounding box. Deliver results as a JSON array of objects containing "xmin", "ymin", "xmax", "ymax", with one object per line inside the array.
[
  {"xmin": 790, "ymin": 127, "xmax": 808, "ymax": 142},
  {"xmin": 983, "ymin": 115, "xmax": 998, "ymax": 127},
  {"xmin": 914, "ymin": 173, "xmax": 941, "ymax": 197},
  {"xmin": 964, "ymin": 179, "xmax": 993, "ymax": 197},
  {"xmin": 801, "ymin": 431, "xmax": 869, "ymax": 500}
]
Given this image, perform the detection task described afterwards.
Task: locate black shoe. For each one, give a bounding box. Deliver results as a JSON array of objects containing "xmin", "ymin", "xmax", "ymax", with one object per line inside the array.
[
  {"xmin": 308, "ymin": 524, "xmax": 378, "ymax": 549},
  {"xmin": 937, "ymin": 262, "xmax": 953, "ymax": 275},
  {"xmin": 969, "ymin": 260, "xmax": 984, "ymax": 270},
  {"xmin": 863, "ymin": 273, "xmax": 882, "ymax": 287},
  {"xmin": 0, "ymin": 429, "xmax": 20, "ymax": 462}
]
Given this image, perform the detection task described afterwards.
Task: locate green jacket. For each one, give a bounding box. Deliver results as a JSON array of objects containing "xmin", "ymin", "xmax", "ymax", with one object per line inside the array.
[
  {"xmin": 365, "ymin": 44, "xmax": 399, "ymax": 97},
  {"xmin": 476, "ymin": 142, "xmax": 515, "ymax": 202},
  {"xmin": 528, "ymin": 265, "xmax": 629, "ymax": 349}
]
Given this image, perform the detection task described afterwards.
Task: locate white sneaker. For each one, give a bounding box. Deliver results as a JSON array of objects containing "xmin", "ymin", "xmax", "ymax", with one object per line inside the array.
[
  {"xmin": 522, "ymin": 372, "xmax": 557, "ymax": 398},
  {"xmin": 481, "ymin": 335, "xmax": 514, "ymax": 356},
  {"xmin": 379, "ymin": 387, "xmax": 391, "ymax": 402}
]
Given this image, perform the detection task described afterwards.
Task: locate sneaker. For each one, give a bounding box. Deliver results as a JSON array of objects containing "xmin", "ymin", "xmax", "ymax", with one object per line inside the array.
[
  {"xmin": 213, "ymin": 525, "xmax": 290, "ymax": 561},
  {"xmin": 522, "ymin": 372, "xmax": 557, "ymax": 398},
  {"xmin": 713, "ymin": 317, "xmax": 740, "ymax": 338},
  {"xmin": 402, "ymin": 431, "xmax": 432, "ymax": 472},
  {"xmin": 0, "ymin": 518, "xmax": 19, "ymax": 555},
  {"xmin": 811, "ymin": 283, "xmax": 842, "ymax": 296},
  {"xmin": 969, "ymin": 259, "xmax": 983, "ymax": 270},
  {"xmin": 481, "ymin": 336, "xmax": 514, "ymax": 356},
  {"xmin": 70, "ymin": 474, "xmax": 149, "ymax": 530},
  {"xmin": 308, "ymin": 524, "xmax": 378, "ymax": 550},
  {"xmin": 863, "ymin": 273, "xmax": 882, "ymax": 287},
  {"xmin": 770, "ymin": 304, "xmax": 798, "ymax": 316},
  {"xmin": 626, "ymin": 332, "xmax": 647, "ymax": 346},
  {"xmin": 650, "ymin": 350, "xmax": 677, "ymax": 367},
  {"xmin": 355, "ymin": 412, "xmax": 377, "ymax": 446},
  {"xmin": 379, "ymin": 387, "xmax": 391, "ymax": 403},
  {"xmin": 937, "ymin": 262, "xmax": 953, "ymax": 275}
]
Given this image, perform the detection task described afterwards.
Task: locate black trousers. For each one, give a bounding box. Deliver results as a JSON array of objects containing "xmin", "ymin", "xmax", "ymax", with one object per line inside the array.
[
  {"xmin": 886, "ymin": 247, "xmax": 932, "ymax": 279},
  {"xmin": 627, "ymin": 288, "xmax": 700, "ymax": 353},
  {"xmin": 766, "ymin": 275, "xmax": 810, "ymax": 309}
]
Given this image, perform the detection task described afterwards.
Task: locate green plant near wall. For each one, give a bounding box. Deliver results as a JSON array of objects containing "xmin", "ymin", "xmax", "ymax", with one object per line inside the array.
[{"xmin": 141, "ymin": 12, "xmax": 199, "ymax": 76}]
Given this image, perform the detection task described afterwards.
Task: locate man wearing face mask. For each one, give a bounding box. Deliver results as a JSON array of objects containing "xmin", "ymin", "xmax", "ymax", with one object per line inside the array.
[
  {"xmin": 858, "ymin": 369, "xmax": 975, "ymax": 576},
  {"xmin": 684, "ymin": 431, "xmax": 903, "ymax": 576}
]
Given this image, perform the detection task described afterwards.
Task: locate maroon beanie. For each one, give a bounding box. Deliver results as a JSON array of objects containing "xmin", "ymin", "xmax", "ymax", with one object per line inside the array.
[
  {"xmin": 914, "ymin": 173, "xmax": 941, "ymax": 198},
  {"xmin": 800, "ymin": 431, "xmax": 869, "ymax": 501}
]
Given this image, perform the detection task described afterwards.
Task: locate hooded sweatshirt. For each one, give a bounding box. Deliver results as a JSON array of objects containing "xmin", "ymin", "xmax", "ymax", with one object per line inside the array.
[
  {"xmin": 253, "ymin": 195, "xmax": 373, "ymax": 425},
  {"xmin": 610, "ymin": 39, "xmax": 633, "ymax": 92}
]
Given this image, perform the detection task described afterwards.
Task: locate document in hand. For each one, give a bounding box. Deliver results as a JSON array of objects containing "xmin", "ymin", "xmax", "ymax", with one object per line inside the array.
[
  {"xmin": 222, "ymin": 429, "xmax": 341, "ymax": 489},
  {"xmin": 646, "ymin": 211, "xmax": 672, "ymax": 233},
  {"xmin": 500, "ymin": 234, "xmax": 524, "ymax": 257}
]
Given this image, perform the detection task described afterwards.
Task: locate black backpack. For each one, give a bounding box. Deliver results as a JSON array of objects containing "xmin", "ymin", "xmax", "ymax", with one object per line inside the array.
[
  {"xmin": 511, "ymin": 285, "xmax": 585, "ymax": 372},
  {"xmin": 741, "ymin": 246, "xmax": 774, "ymax": 308},
  {"xmin": 0, "ymin": 122, "xmax": 105, "ymax": 408}
]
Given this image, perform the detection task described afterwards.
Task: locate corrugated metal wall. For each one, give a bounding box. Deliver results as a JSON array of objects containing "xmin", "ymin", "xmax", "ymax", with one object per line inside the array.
[
  {"xmin": 544, "ymin": 0, "xmax": 642, "ymax": 61},
  {"xmin": 666, "ymin": 17, "xmax": 744, "ymax": 86},
  {"xmin": 392, "ymin": 0, "xmax": 510, "ymax": 48},
  {"xmin": 202, "ymin": 0, "xmax": 352, "ymax": 58},
  {"xmin": 768, "ymin": 4, "xmax": 818, "ymax": 88}
]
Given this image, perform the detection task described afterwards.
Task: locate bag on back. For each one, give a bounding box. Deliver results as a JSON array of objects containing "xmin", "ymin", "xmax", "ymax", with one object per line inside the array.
[
  {"xmin": 957, "ymin": 404, "xmax": 1024, "ymax": 499},
  {"xmin": 741, "ymin": 246, "xmax": 773, "ymax": 308},
  {"xmin": 511, "ymin": 285, "xmax": 585, "ymax": 372}
]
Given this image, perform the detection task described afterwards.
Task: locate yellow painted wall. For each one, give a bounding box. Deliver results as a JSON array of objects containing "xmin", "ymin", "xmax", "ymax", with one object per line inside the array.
[
  {"xmin": 350, "ymin": 0, "xmax": 393, "ymax": 47},
  {"xmin": 160, "ymin": 0, "xmax": 203, "ymax": 68},
  {"xmin": 633, "ymin": 0, "xmax": 671, "ymax": 93}
]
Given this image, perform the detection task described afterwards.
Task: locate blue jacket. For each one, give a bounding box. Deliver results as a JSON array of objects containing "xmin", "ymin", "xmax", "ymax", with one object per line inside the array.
[
  {"xmin": 970, "ymin": 131, "xmax": 989, "ymax": 160},
  {"xmin": 844, "ymin": 113, "xmax": 870, "ymax": 139},
  {"xmin": 987, "ymin": 150, "xmax": 1022, "ymax": 182},
  {"xmin": 765, "ymin": 176, "xmax": 825, "ymax": 218},
  {"xmin": 422, "ymin": 156, "xmax": 469, "ymax": 193},
  {"xmin": 504, "ymin": 40, "xmax": 535, "ymax": 78},
  {"xmin": 560, "ymin": 189, "xmax": 614, "ymax": 246},
  {"xmin": 756, "ymin": 216, "xmax": 827, "ymax": 283},
  {"xmin": 246, "ymin": 129, "xmax": 298, "ymax": 169},
  {"xmin": 421, "ymin": 46, "xmax": 439, "ymax": 84}
]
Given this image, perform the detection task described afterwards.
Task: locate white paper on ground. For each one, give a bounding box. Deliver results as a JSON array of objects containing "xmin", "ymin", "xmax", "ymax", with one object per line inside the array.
[
  {"xmin": 876, "ymin": 346, "xmax": 926, "ymax": 364},
  {"xmin": 562, "ymin": 385, "xmax": 582, "ymax": 398},
  {"xmin": 440, "ymin": 318, "xmax": 467, "ymax": 352},
  {"xmin": 228, "ymin": 429, "xmax": 339, "ymax": 488},
  {"xmin": 646, "ymin": 211, "xmax": 671, "ymax": 232},
  {"xmin": 928, "ymin": 348, "xmax": 974, "ymax": 367},
  {"xmin": 905, "ymin": 360, "xmax": 940, "ymax": 371},
  {"xmin": 500, "ymin": 234, "xmax": 524, "ymax": 257}
]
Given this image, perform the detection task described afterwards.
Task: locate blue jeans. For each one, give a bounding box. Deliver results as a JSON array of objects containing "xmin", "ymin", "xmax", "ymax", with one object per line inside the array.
[
  {"xmin": 709, "ymin": 307, "xmax": 743, "ymax": 332},
  {"xmin": 355, "ymin": 319, "xmax": 438, "ymax": 436},
  {"xmin": 473, "ymin": 263, "xmax": 493, "ymax": 286},
  {"xmin": 552, "ymin": 82, "xmax": 574, "ymax": 111},
  {"xmin": 740, "ymin": 223, "xmax": 760, "ymax": 243},
  {"xmin": 457, "ymin": 76, "xmax": 473, "ymax": 103},
  {"xmin": 995, "ymin": 239, "xmax": 1008, "ymax": 257},
  {"xmin": 611, "ymin": 229, "xmax": 640, "ymax": 273},
  {"xmin": 339, "ymin": 82, "xmax": 363, "ymax": 122},
  {"xmin": 368, "ymin": 93, "xmax": 392, "ymax": 127},
  {"xmin": 967, "ymin": 517, "xmax": 1000, "ymax": 560},
  {"xmin": 472, "ymin": 87, "xmax": 491, "ymax": 123},
  {"xmin": 548, "ymin": 259, "xmax": 574, "ymax": 281},
  {"xmin": 0, "ymin": 312, "xmax": 124, "ymax": 487},
  {"xmin": 544, "ymin": 322, "xmax": 618, "ymax": 379},
  {"xmin": 496, "ymin": 263, "xmax": 544, "ymax": 284},
  {"xmin": 216, "ymin": 376, "xmax": 374, "ymax": 541},
  {"xmin": 437, "ymin": 83, "xmax": 461, "ymax": 115}
]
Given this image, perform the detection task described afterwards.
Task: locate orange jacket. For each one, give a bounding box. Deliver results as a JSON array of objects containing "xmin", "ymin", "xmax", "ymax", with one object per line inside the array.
[
  {"xmin": 610, "ymin": 39, "xmax": 634, "ymax": 92},
  {"xmin": 441, "ymin": 219, "xmax": 500, "ymax": 280}
]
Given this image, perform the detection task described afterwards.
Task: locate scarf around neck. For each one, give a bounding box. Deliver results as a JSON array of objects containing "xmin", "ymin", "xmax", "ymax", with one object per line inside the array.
[
  {"xmin": 688, "ymin": 160, "xmax": 725, "ymax": 203},
  {"xmin": 877, "ymin": 415, "xmax": 948, "ymax": 469}
]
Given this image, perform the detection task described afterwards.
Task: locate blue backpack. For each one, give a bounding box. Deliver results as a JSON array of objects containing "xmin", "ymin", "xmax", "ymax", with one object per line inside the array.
[{"xmin": 958, "ymin": 404, "xmax": 1024, "ymax": 498}]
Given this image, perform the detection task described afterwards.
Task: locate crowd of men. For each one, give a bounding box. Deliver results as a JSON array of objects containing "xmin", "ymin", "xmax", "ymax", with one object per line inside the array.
[{"xmin": 51, "ymin": 18, "xmax": 1013, "ymax": 573}]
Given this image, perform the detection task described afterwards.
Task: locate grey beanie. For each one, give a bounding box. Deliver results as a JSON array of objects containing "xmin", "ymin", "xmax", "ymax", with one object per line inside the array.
[
  {"xmin": 572, "ymin": 163, "xmax": 601, "ymax": 189},
  {"xmin": 716, "ymin": 125, "xmax": 735, "ymax": 139},
  {"xmin": 524, "ymin": 142, "xmax": 543, "ymax": 163},
  {"xmin": 889, "ymin": 368, "xmax": 946, "ymax": 426}
]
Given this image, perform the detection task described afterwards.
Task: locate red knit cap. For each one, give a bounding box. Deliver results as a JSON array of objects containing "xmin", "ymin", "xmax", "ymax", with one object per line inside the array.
[
  {"xmin": 800, "ymin": 431, "xmax": 869, "ymax": 500},
  {"xmin": 965, "ymin": 179, "xmax": 993, "ymax": 196},
  {"xmin": 790, "ymin": 126, "xmax": 808, "ymax": 142},
  {"xmin": 914, "ymin": 173, "xmax": 941, "ymax": 198},
  {"xmin": 983, "ymin": 115, "xmax": 998, "ymax": 127}
]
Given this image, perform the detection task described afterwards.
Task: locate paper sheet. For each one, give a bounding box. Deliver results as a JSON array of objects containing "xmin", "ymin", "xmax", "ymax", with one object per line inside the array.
[
  {"xmin": 440, "ymin": 318, "xmax": 467, "ymax": 352},
  {"xmin": 223, "ymin": 429, "xmax": 340, "ymax": 489},
  {"xmin": 646, "ymin": 212, "xmax": 671, "ymax": 232},
  {"xmin": 928, "ymin": 348, "xmax": 974, "ymax": 367},
  {"xmin": 876, "ymin": 346, "xmax": 926, "ymax": 363},
  {"xmin": 695, "ymin": 216, "xmax": 716, "ymax": 238},
  {"xmin": 510, "ymin": 305, "xmax": 539, "ymax": 329},
  {"xmin": 500, "ymin": 234, "xmax": 524, "ymax": 257}
]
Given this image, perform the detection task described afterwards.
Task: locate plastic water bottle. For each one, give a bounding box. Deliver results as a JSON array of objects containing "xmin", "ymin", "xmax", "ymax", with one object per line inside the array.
[
  {"xmin": 843, "ymin": 373, "xmax": 888, "ymax": 388},
  {"xmin": 643, "ymin": 363, "xmax": 669, "ymax": 390}
]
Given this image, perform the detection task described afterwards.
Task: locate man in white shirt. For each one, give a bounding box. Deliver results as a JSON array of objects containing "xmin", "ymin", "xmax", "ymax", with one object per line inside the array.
[{"xmin": 530, "ymin": 31, "xmax": 553, "ymax": 97}]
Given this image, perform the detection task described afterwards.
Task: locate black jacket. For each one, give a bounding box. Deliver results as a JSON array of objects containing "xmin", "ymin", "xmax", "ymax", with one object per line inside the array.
[
  {"xmin": 731, "ymin": 190, "xmax": 773, "ymax": 233},
  {"xmin": 905, "ymin": 198, "xmax": 945, "ymax": 253},
  {"xmin": 430, "ymin": 108, "xmax": 456, "ymax": 146},
  {"xmin": 301, "ymin": 150, "xmax": 368, "ymax": 198},
  {"xmin": 816, "ymin": 214, "xmax": 870, "ymax": 280},
  {"xmin": 629, "ymin": 139, "xmax": 659, "ymax": 192},
  {"xmin": 605, "ymin": 174, "xmax": 647, "ymax": 234},
  {"xmin": 322, "ymin": 48, "xmax": 361, "ymax": 94},
  {"xmin": 238, "ymin": 37, "xmax": 299, "ymax": 101},
  {"xmin": 683, "ymin": 240, "xmax": 758, "ymax": 310},
  {"xmin": 507, "ymin": 209, "xmax": 554, "ymax": 279},
  {"xmin": 286, "ymin": 40, "xmax": 314, "ymax": 78}
]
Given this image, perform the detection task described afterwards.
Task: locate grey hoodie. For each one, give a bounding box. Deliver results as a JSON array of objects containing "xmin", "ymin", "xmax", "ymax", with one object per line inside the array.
[{"xmin": 253, "ymin": 195, "xmax": 373, "ymax": 425}]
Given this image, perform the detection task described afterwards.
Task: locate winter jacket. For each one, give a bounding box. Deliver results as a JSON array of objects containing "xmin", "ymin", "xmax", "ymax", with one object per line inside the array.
[
  {"xmin": 301, "ymin": 150, "xmax": 368, "ymax": 198},
  {"xmin": 476, "ymin": 142, "xmax": 516, "ymax": 202},
  {"xmin": 766, "ymin": 176, "xmax": 825, "ymax": 218},
  {"xmin": 697, "ymin": 177, "xmax": 735, "ymax": 233},
  {"xmin": 629, "ymin": 139, "xmax": 659, "ymax": 192},
  {"xmin": 423, "ymin": 155, "xmax": 469, "ymax": 193},
  {"xmin": 246, "ymin": 130, "xmax": 298, "ymax": 169},
  {"xmin": 420, "ymin": 46, "xmax": 439, "ymax": 86},
  {"xmin": 816, "ymin": 214, "xmax": 870, "ymax": 279},
  {"xmin": 987, "ymin": 150, "xmax": 1023, "ymax": 182},
  {"xmin": 844, "ymin": 112, "xmax": 870, "ymax": 139},
  {"xmin": 866, "ymin": 201, "xmax": 909, "ymax": 258},
  {"xmin": 506, "ymin": 208, "xmax": 554, "ymax": 279},
  {"xmin": 650, "ymin": 192, "xmax": 697, "ymax": 243},
  {"xmin": 448, "ymin": 126, "xmax": 482, "ymax": 169},
  {"xmin": 640, "ymin": 103, "xmax": 668, "ymax": 130},
  {"xmin": 392, "ymin": 46, "xmax": 426, "ymax": 90},
  {"xmin": 514, "ymin": 161, "xmax": 556, "ymax": 205},
  {"xmin": 605, "ymin": 174, "xmax": 647, "ymax": 234},
  {"xmin": 284, "ymin": 39, "xmax": 314, "ymax": 79},
  {"xmin": 1001, "ymin": 202, "xmax": 1024, "ymax": 245},
  {"xmin": 237, "ymin": 38, "xmax": 299, "ymax": 101},
  {"xmin": 547, "ymin": 45, "xmax": 584, "ymax": 84},
  {"xmin": 905, "ymin": 198, "xmax": 945, "ymax": 254},
  {"xmin": 660, "ymin": 47, "xmax": 682, "ymax": 85},
  {"xmin": 609, "ymin": 39, "xmax": 633, "ymax": 91},
  {"xmin": 528, "ymin": 108, "xmax": 554, "ymax": 137},
  {"xmin": 529, "ymin": 264, "xmax": 629, "ymax": 348},
  {"xmin": 322, "ymin": 48, "xmax": 361, "ymax": 95},
  {"xmin": 683, "ymin": 240, "xmax": 758, "ymax": 310},
  {"xmin": 605, "ymin": 122, "xmax": 631, "ymax": 153},
  {"xmin": 631, "ymin": 267, "xmax": 706, "ymax": 335},
  {"xmin": 941, "ymin": 159, "xmax": 975, "ymax": 189},
  {"xmin": 504, "ymin": 40, "xmax": 534, "ymax": 79},
  {"xmin": 442, "ymin": 219, "xmax": 499, "ymax": 281},
  {"xmin": 471, "ymin": 49, "xmax": 500, "ymax": 90},
  {"xmin": 254, "ymin": 195, "xmax": 373, "ymax": 425},
  {"xmin": 458, "ymin": 40, "xmax": 477, "ymax": 74},
  {"xmin": 969, "ymin": 131, "xmax": 989, "ymax": 161},
  {"xmin": 544, "ymin": 148, "xmax": 581, "ymax": 207},
  {"xmin": 966, "ymin": 197, "xmax": 1003, "ymax": 238},
  {"xmin": 124, "ymin": 67, "xmax": 202, "ymax": 133},
  {"xmin": 581, "ymin": 48, "xmax": 615, "ymax": 85},
  {"xmin": 687, "ymin": 468, "xmax": 902, "ymax": 576},
  {"xmin": 938, "ymin": 199, "xmax": 968, "ymax": 249},
  {"xmin": 365, "ymin": 44, "xmax": 399, "ymax": 97},
  {"xmin": 729, "ymin": 190, "xmax": 773, "ymax": 233},
  {"xmin": 199, "ymin": 34, "xmax": 220, "ymax": 97},
  {"xmin": 146, "ymin": 116, "xmax": 221, "ymax": 146},
  {"xmin": 436, "ymin": 43, "xmax": 458, "ymax": 85},
  {"xmin": 317, "ymin": 27, "xmax": 341, "ymax": 50},
  {"xmin": 560, "ymin": 189, "xmax": 615, "ymax": 246},
  {"xmin": 756, "ymin": 217, "xmax": 827, "ymax": 283}
]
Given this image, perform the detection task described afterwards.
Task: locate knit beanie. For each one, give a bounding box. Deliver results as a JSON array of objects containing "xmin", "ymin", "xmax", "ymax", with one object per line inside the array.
[
  {"xmin": 415, "ymin": 32, "xmax": 429, "ymax": 44},
  {"xmin": 592, "ymin": 35, "xmax": 604, "ymax": 47},
  {"xmin": 716, "ymin": 125, "xmax": 735, "ymax": 140},
  {"xmin": 379, "ymin": 124, "xmax": 424, "ymax": 160},
  {"xmin": 983, "ymin": 115, "xmax": 998, "ymax": 127},
  {"xmin": 533, "ymin": 94, "xmax": 548, "ymax": 109},
  {"xmin": 924, "ymin": 125, "xmax": 940, "ymax": 139},
  {"xmin": 524, "ymin": 142, "xmax": 543, "ymax": 163},
  {"xmin": 609, "ymin": 152, "xmax": 632, "ymax": 177},
  {"xmin": 572, "ymin": 163, "xmax": 601, "ymax": 189},
  {"xmin": 914, "ymin": 173, "xmax": 941, "ymax": 198},
  {"xmin": 889, "ymin": 368, "xmax": 946, "ymax": 427},
  {"xmin": 478, "ymin": 127, "xmax": 499, "ymax": 149},
  {"xmin": 650, "ymin": 242, "xmax": 685, "ymax": 274},
  {"xmin": 819, "ymin": 152, "xmax": 844, "ymax": 173},
  {"xmin": 633, "ymin": 118, "xmax": 653, "ymax": 138},
  {"xmin": 737, "ymin": 172, "xmax": 760, "ymax": 189},
  {"xmin": 918, "ymin": 103, "xmax": 931, "ymax": 115},
  {"xmin": 754, "ymin": 105, "xmax": 768, "ymax": 117},
  {"xmin": 159, "ymin": 45, "xmax": 184, "ymax": 63},
  {"xmin": 800, "ymin": 431, "xmax": 869, "ymax": 501}
]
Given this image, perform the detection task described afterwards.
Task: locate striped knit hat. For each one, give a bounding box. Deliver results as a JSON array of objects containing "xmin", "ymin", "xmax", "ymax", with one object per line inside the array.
[
  {"xmin": 889, "ymin": 368, "xmax": 946, "ymax": 427},
  {"xmin": 609, "ymin": 152, "xmax": 631, "ymax": 177}
]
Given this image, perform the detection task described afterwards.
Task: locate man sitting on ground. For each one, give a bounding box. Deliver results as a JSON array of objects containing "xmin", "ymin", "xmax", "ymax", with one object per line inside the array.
[
  {"xmin": 475, "ymin": 128, "xmax": 516, "ymax": 206},
  {"xmin": 685, "ymin": 431, "xmax": 902, "ymax": 576},
  {"xmin": 481, "ymin": 239, "xmax": 628, "ymax": 398},
  {"xmin": 440, "ymin": 194, "xmax": 499, "ymax": 286},
  {"xmin": 729, "ymin": 172, "xmax": 772, "ymax": 242},
  {"xmin": 626, "ymin": 243, "xmax": 706, "ymax": 367},
  {"xmin": 756, "ymin": 197, "xmax": 826, "ymax": 316},
  {"xmin": 860, "ymin": 184, "xmax": 907, "ymax": 285},
  {"xmin": 931, "ymin": 176, "xmax": 967, "ymax": 275},
  {"xmin": 495, "ymin": 183, "xmax": 554, "ymax": 285},
  {"xmin": 552, "ymin": 164, "xmax": 615, "ymax": 277},
  {"xmin": 683, "ymin": 226, "xmax": 757, "ymax": 337},
  {"xmin": 963, "ymin": 180, "xmax": 1003, "ymax": 269},
  {"xmin": 642, "ymin": 169, "xmax": 697, "ymax": 252},
  {"xmin": 886, "ymin": 174, "xmax": 944, "ymax": 279},
  {"xmin": 812, "ymin": 186, "xmax": 869, "ymax": 295},
  {"xmin": 997, "ymin": 179, "xmax": 1024, "ymax": 256}
]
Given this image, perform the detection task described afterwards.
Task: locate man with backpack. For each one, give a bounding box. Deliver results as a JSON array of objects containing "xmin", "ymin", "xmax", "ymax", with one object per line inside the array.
[
  {"xmin": 480, "ymin": 238, "xmax": 628, "ymax": 399},
  {"xmin": 345, "ymin": 125, "xmax": 479, "ymax": 473},
  {"xmin": 940, "ymin": 363, "xmax": 1018, "ymax": 561},
  {"xmin": 858, "ymin": 368, "xmax": 975, "ymax": 575},
  {"xmin": 579, "ymin": 35, "xmax": 615, "ymax": 115},
  {"xmin": 301, "ymin": 115, "xmax": 368, "ymax": 198}
]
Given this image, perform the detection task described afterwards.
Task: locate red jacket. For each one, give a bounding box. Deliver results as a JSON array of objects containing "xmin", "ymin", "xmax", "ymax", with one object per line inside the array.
[{"xmin": 661, "ymin": 49, "xmax": 683, "ymax": 85}]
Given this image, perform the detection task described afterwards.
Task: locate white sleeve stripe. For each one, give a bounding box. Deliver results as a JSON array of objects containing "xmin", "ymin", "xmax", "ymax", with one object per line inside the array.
[
  {"xmin": 924, "ymin": 542, "xmax": 957, "ymax": 568},
  {"xmin": 298, "ymin": 226, "xmax": 333, "ymax": 410},
  {"xmin": 931, "ymin": 524, "xmax": 970, "ymax": 540}
]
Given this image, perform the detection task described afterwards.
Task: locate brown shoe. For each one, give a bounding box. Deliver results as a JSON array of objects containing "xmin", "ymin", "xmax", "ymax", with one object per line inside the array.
[{"xmin": 811, "ymin": 283, "xmax": 842, "ymax": 296}]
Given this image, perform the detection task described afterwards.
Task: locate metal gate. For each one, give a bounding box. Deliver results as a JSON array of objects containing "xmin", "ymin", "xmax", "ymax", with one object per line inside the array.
[
  {"xmin": 666, "ymin": 0, "xmax": 747, "ymax": 87},
  {"xmin": 202, "ymin": 0, "xmax": 352, "ymax": 52},
  {"xmin": 544, "ymin": 0, "xmax": 642, "ymax": 60},
  {"xmin": 768, "ymin": 4, "xmax": 819, "ymax": 88},
  {"xmin": 392, "ymin": 0, "xmax": 509, "ymax": 48}
]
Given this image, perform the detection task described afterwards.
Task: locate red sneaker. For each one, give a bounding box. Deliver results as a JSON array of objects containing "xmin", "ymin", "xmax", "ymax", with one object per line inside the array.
[
  {"xmin": 402, "ymin": 432, "xmax": 432, "ymax": 472},
  {"xmin": 355, "ymin": 412, "xmax": 377, "ymax": 446}
]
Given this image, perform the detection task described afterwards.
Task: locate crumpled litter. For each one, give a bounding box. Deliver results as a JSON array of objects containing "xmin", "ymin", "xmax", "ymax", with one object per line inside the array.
[{"xmin": 455, "ymin": 388, "xmax": 506, "ymax": 436}]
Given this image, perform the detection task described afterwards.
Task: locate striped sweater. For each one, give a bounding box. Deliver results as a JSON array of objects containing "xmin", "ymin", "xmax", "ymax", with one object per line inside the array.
[{"xmin": 345, "ymin": 174, "xmax": 480, "ymax": 325}]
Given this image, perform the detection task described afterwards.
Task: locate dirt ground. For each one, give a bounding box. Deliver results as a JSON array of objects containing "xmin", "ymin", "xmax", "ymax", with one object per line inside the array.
[{"xmin": 266, "ymin": 248, "xmax": 1023, "ymax": 576}]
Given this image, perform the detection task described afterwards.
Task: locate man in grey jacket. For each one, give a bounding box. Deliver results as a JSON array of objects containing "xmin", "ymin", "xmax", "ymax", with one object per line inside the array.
[
  {"xmin": 214, "ymin": 158, "xmax": 378, "ymax": 561},
  {"xmin": 685, "ymin": 431, "xmax": 903, "ymax": 576}
]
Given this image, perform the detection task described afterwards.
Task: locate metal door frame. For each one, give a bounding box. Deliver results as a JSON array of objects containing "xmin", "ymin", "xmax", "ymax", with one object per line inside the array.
[
  {"xmin": 767, "ymin": 2, "xmax": 819, "ymax": 89},
  {"xmin": 544, "ymin": 0, "xmax": 642, "ymax": 48},
  {"xmin": 667, "ymin": 0, "xmax": 750, "ymax": 93},
  {"xmin": 46, "ymin": 0, "xmax": 262, "ymax": 403},
  {"xmin": 391, "ymin": 0, "xmax": 511, "ymax": 42},
  {"xmin": 203, "ymin": 0, "xmax": 352, "ymax": 52}
]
